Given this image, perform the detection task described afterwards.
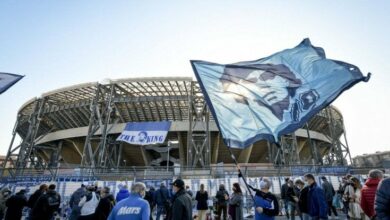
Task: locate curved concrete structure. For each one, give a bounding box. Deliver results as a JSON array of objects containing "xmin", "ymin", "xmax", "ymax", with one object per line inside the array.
[{"xmin": 7, "ymin": 77, "xmax": 348, "ymax": 171}]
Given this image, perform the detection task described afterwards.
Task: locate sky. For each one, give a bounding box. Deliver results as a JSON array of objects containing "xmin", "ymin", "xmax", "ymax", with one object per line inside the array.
[{"xmin": 0, "ymin": 0, "xmax": 389, "ymax": 158}]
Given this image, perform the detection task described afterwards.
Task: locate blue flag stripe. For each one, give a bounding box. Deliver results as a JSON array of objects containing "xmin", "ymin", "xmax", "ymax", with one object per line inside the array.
[{"xmin": 0, "ymin": 72, "xmax": 24, "ymax": 94}]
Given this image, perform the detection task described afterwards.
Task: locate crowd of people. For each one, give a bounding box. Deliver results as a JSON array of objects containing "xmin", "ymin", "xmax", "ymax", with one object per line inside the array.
[{"xmin": 0, "ymin": 169, "xmax": 389, "ymax": 220}]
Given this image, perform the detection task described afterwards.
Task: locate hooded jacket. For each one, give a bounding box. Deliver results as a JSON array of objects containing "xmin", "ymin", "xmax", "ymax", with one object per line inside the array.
[
  {"xmin": 361, "ymin": 178, "xmax": 381, "ymax": 218},
  {"xmin": 116, "ymin": 188, "xmax": 130, "ymax": 202}
]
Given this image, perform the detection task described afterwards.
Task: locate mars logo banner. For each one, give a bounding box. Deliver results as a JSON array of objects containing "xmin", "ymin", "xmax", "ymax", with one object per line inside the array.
[
  {"xmin": 191, "ymin": 38, "xmax": 369, "ymax": 148},
  {"xmin": 117, "ymin": 121, "xmax": 171, "ymax": 145}
]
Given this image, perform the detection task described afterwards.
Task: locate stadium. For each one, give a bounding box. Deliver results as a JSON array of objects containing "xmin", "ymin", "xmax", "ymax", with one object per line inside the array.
[{"xmin": 1, "ymin": 77, "xmax": 352, "ymax": 179}]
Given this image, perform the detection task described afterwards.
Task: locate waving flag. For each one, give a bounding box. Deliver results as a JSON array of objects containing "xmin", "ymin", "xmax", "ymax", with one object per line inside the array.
[
  {"xmin": 0, "ymin": 72, "xmax": 24, "ymax": 94},
  {"xmin": 191, "ymin": 38, "xmax": 370, "ymax": 148}
]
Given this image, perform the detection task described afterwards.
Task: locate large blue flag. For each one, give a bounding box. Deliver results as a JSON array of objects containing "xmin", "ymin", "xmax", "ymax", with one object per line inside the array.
[
  {"xmin": 191, "ymin": 38, "xmax": 369, "ymax": 148},
  {"xmin": 0, "ymin": 72, "xmax": 24, "ymax": 94}
]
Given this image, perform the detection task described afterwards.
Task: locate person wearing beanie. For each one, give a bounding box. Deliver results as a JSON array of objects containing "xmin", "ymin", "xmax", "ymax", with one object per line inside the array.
[{"xmin": 168, "ymin": 178, "xmax": 192, "ymax": 220}]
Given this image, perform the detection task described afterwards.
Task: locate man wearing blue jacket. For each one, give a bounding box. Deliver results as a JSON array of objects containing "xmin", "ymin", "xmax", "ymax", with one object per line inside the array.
[
  {"xmin": 108, "ymin": 182, "xmax": 150, "ymax": 220},
  {"xmin": 304, "ymin": 174, "xmax": 328, "ymax": 220}
]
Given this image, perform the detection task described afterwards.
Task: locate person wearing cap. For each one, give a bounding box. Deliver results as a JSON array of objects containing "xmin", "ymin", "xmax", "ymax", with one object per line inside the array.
[
  {"xmin": 252, "ymin": 178, "xmax": 279, "ymax": 220},
  {"xmin": 168, "ymin": 178, "xmax": 192, "ymax": 220},
  {"xmin": 321, "ymin": 176, "xmax": 338, "ymax": 219},
  {"xmin": 5, "ymin": 189, "xmax": 27, "ymax": 220},
  {"xmin": 108, "ymin": 182, "xmax": 150, "ymax": 220}
]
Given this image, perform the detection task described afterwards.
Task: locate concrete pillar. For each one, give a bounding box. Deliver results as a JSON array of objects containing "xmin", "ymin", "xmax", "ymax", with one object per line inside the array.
[
  {"xmin": 177, "ymin": 132, "xmax": 185, "ymax": 166},
  {"xmin": 211, "ymin": 133, "xmax": 220, "ymax": 164},
  {"xmin": 238, "ymin": 144, "xmax": 253, "ymax": 163}
]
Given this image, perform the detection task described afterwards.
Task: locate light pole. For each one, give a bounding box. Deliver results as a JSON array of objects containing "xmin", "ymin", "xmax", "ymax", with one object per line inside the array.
[
  {"xmin": 167, "ymin": 142, "xmax": 170, "ymax": 172},
  {"xmin": 123, "ymin": 159, "xmax": 126, "ymax": 168}
]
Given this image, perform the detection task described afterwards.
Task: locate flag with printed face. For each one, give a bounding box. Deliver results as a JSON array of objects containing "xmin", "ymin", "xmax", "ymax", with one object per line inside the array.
[
  {"xmin": 0, "ymin": 72, "xmax": 24, "ymax": 94},
  {"xmin": 117, "ymin": 121, "xmax": 171, "ymax": 145},
  {"xmin": 191, "ymin": 38, "xmax": 369, "ymax": 148}
]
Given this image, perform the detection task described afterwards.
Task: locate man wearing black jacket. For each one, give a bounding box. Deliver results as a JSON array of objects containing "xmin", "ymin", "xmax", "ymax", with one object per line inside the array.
[
  {"xmin": 5, "ymin": 189, "xmax": 27, "ymax": 220},
  {"xmin": 251, "ymin": 178, "xmax": 279, "ymax": 220},
  {"xmin": 281, "ymin": 178, "xmax": 290, "ymax": 219},
  {"xmin": 95, "ymin": 187, "xmax": 115, "ymax": 220},
  {"xmin": 30, "ymin": 184, "xmax": 61, "ymax": 220},
  {"xmin": 168, "ymin": 179, "xmax": 192, "ymax": 220}
]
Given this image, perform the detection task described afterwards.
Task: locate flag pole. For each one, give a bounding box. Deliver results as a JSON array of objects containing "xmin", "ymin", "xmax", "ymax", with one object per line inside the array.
[{"xmin": 226, "ymin": 146, "xmax": 255, "ymax": 202}]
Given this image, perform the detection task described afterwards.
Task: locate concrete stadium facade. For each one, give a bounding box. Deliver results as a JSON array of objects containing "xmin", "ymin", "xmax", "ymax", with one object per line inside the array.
[{"xmin": 2, "ymin": 77, "xmax": 352, "ymax": 178}]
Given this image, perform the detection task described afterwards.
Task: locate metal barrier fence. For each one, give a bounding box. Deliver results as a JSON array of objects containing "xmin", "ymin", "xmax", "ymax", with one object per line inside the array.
[{"xmin": 0, "ymin": 164, "xmax": 382, "ymax": 182}]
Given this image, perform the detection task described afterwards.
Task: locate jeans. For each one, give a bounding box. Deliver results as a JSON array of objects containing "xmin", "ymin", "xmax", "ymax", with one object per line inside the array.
[
  {"xmin": 288, "ymin": 201, "xmax": 296, "ymax": 220},
  {"xmin": 283, "ymin": 199, "xmax": 290, "ymax": 218}
]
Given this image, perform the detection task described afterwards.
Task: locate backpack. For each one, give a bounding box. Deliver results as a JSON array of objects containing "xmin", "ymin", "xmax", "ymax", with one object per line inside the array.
[{"xmin": 47, "ymin": 193, "xmax": 60, "ymax": 208}]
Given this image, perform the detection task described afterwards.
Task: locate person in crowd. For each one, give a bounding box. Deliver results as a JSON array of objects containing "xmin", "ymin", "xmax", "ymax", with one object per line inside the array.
[
  {"xmin": 30, "ymin": 184, "xmax": 61, "ymax": 220},
  {"xmin": 252, "ymin": 178, "xmax": 279, "ymax": 220},
  {"xmin": 341, "ymin": 174, "xmax": 353, "ymax": 218},
  {"xmin": 195, "ymin": 183, "xmax": 208, "ymax": 220},
  {"xmin": 375, "ymin": 177, "xmax": 390, "ymax": 219},
  {"xmin": 321, "ymin": 176, "xmax": 338, "ymax": 219},
  {"xmin": 228, "ymin": 182, "xmax": 243, "ymax": 220},
  {"xmin": 5, "ymin": 189, "xmax": 27, "ymax": 220},
  {"xmin": 28, "ymin": 184, "xmax": 48, "ymax": 209},
  {"xmin": 69, "ymin": 183, "xmax": 87, "ymax": 220},
  {"xmin": 304, "ymin": 173, "xmax": 328, "ymax": 220},
  {"xmin": 79, "ymin": 185, "xmax": 100, "ymax": 220},
  {"xmin": 186, "ymin": 185, "xmax": 194, "ymax": 198},
  {"xmin": 295, "ymin": 178, "xmax": 309, "ymax": 220},
  {"xmin": 347, "ymin": 177, "xmax": 368, "ymax": 219},
  {"xmin": 155, "ymin": 182, "xmax": 171, "ymax": 220},
  {"xmin": 116, "ymin": 185, "xmax": 130, "ymax": 202},
  {"xmin": 360, "ymin": 169, "xmax": 383, "ymax": 219},
  {"xmin": 95, "ymin": 186, "xmax": 116, "ymax": 220},
  {"xmin": 144, "ymin": 186, "xmax": 156, "ymax": 220},
  {"xmin": 108, "ymin": 182, "xmax": 150, "ymax": 220},
  {"xmin": 286, "ymin": 179, "xmax": 298, "ymax": 220},
  {"xmin": 281, "ymin": 177, "xmax": 290, "ymax": 219},
  {"xmin": 216, "ymin": 184, "xmax": 229, "ymax": 220},
  {"xmin": 168, "ymin": 178, "xmax": 192, "ymax": 220},
  {"xmin": 0, "ymin": 187, "xmax": 11, "ymax": 220},
  {"xmin": 28, "ymin": 183, "xmax": 48, "ymax": 219}
]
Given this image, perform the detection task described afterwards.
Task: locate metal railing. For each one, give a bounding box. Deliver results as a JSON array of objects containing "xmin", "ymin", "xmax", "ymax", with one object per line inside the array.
[{"xmin": 0, "ymin": 164, "xmax": 382, "ymax": 182}]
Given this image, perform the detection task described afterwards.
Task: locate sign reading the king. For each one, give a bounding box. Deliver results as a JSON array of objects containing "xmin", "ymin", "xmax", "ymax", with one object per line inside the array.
[
  {"xmin": 117, "ymin": 121, "xmax": 171, "ymax": 145},
  {"xmin": 191, "ymin": 38, "xmax": 370, "ymax": 148}
]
